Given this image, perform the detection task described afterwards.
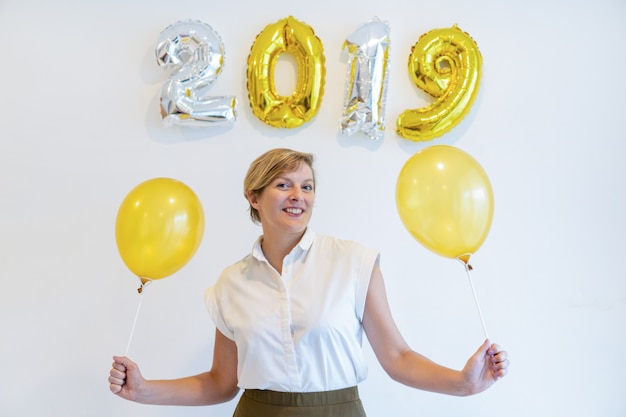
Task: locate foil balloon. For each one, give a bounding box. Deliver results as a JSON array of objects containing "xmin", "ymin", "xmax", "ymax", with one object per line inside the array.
[
  {"xmin": 396, "ymin": 145, "xmax": 493, "ymax": 262},
  {"xmin": 156, "ymin": 20, "xmax": 237, "ymax": 127},
  {"xmin": 115, "ymin": 178, "xmax": 205, "ymax": 280},
  {"xmin": 247, "ymin": 16, "xmax": 325, "ymax": 128},
  {"xmin": 340, "ymin": 17, "xmax": 390, "ymax": 140},
  {"xmin": 396, "ymin": 25, "xmax": 482, "ymax": 141}
]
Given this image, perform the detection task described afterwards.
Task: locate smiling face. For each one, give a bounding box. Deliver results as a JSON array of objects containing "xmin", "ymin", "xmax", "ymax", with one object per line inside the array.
[{"xmin": 248, "ymin": 162, "xmax": 315, "ymax": 238}]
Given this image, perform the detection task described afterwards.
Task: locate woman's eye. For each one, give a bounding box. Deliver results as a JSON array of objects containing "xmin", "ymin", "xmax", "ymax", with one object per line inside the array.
[
  {"xmin": 303, "ymin": 184, "xmax": 314, "ymax": 191},
  {"xmin": 276, "ymin": 183, "xmax": 289, "ymax": 189}
]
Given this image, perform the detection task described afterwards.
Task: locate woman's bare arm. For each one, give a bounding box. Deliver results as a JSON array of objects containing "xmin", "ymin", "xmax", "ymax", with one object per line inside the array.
[
  {"xmin": 362, "ymin": 264, "xmax": 508, "ymax": 396},
  {"xmin": 109, "ymin": 329, "xmax": 240, "ymax": 405}
]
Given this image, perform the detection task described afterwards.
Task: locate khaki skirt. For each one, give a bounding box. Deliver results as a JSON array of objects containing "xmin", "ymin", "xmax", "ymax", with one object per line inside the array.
[{"xmin": 233, "ymin": 386, "xmax": 366, "ymax": 417}]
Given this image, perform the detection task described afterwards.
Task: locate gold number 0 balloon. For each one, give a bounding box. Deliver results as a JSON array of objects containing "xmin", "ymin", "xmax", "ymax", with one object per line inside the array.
[
  {"xmin": 246, "ymin": 16, "xmax": 326, "ymax": 128},
  {"xmin": 396, "ymin": 25, "xmax": 482, "ymax": 141}
]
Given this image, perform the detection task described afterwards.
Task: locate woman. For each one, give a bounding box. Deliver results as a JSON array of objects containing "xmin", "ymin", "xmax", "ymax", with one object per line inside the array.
[{"xmin": 109, "ymin": 148, "xmax": 509, "ymax": 416}]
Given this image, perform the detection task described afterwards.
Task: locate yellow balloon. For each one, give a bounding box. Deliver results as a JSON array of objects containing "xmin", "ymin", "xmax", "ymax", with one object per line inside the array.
[
  {"xmin": 115, "ymin": 178, "xmax": 205, "ymax": 280},
  {"xmin": 396, "ymin": 25, "xmax": 482, "ymax": 141},
  {"xmin": 396, "ymin": 145, "xmax": 493, "ymax": 260},
  {"xmin": 246, "ymin": 16, "xmax": 325, "ymax": 128}
]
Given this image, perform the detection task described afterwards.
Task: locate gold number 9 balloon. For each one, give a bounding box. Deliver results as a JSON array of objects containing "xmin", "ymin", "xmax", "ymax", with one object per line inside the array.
[
  {"xmin": 247, "ymin": 16, "xmax": 325, "ymax": 128},
  {"xmin": 396, "ymin": 25, "xmax": 482, "ymax": 141},
  {"xmin": 396, "ymin": 145, "xmax": 493, "ymax": 264},
  {"xmin": 115, "ymin": 178, "xmax": 205, "ymax": 282}
]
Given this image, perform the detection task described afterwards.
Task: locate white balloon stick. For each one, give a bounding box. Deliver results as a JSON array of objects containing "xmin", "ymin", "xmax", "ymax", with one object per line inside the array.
[
  {"xmin": 460, "ymin": 259, "xmax": 490, "ymax": 340},
  {"xmin": 124, "ymin": 280, "xmax": 151, "ymax": 357}
]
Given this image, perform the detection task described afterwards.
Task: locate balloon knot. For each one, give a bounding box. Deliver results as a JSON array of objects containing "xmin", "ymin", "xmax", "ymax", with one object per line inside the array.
[{"xmin": 137, "ymin": 277, "xmax": 153, "ymax": 293}]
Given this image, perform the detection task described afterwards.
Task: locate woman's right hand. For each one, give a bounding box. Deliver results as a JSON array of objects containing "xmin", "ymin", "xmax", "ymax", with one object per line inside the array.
[
  {"xmin": 107, "ymin": 330, "xmax": 239, "ymax": 406},
  {"xmin": 109, "ymin": 356, "xmax": 145, "ymax": 401}
]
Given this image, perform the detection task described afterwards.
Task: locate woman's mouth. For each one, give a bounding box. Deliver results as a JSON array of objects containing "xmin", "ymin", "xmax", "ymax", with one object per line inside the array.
[{"xmin": 284, "ymin": 207, "xmax": 303, "ymax": 215}]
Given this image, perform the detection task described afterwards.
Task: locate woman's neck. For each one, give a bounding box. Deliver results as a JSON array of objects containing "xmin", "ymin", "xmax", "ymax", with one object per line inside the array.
[{"xmin": 260, "ymin": 229, "xmax": 305, "ymax": 274}]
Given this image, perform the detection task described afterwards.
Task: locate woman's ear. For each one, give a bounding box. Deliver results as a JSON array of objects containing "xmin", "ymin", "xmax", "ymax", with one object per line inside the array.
[{"xmin": 246, "ymin": 190, "xmax": 259, "ymax": 208}]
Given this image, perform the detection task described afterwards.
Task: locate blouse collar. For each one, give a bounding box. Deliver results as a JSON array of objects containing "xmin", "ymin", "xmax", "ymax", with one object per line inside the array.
[{"xmin": 252, "ymin": 228, "xmax": 316, "ymax": 261}]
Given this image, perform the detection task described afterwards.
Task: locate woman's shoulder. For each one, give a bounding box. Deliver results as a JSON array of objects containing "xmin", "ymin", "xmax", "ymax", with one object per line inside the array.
[{"xmin": 314, "ymin": 233, "xmax": 376, "ymax": 255}]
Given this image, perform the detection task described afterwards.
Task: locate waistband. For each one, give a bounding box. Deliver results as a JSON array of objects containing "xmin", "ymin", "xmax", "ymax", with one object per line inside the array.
[{"xmin": 243, "ymin": 386, "xmax": 360, "ymax": 407}]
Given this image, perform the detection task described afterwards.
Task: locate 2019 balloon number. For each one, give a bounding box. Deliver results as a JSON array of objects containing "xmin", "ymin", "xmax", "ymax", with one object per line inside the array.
[{"xmin": 155, "ymin": 17, "xmax": 482, "ymax": 141}]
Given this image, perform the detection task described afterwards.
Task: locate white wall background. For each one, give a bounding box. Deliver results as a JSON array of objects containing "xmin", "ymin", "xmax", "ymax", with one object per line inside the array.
[{"xmin": 1, "ymin": 1, "xmax": 624, "ymax": 416}]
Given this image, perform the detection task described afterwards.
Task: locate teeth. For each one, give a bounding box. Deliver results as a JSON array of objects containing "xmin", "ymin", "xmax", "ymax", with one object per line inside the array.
[{"xmin": 285, "ymin": 208, "xmax": 303, "ymax": 214}]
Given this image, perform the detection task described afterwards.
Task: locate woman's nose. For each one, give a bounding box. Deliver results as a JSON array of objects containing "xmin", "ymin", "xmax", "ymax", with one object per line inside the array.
[{"xmin": 290, "ymin": 189, "xmax": 302, "ymax": 201}]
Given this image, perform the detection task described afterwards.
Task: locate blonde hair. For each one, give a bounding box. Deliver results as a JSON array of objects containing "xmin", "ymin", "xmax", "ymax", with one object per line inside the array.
[{"xmin": 244, "ymin": 148, "xmax": 315, "ymax": 224}]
